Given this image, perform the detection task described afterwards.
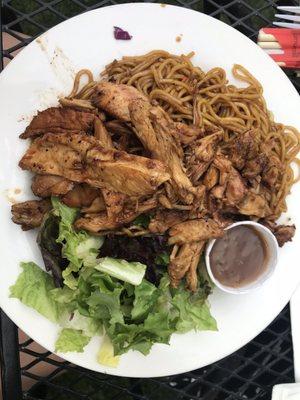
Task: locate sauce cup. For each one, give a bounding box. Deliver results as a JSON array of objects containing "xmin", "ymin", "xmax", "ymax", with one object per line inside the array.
[{"xmin": 205, "ymin": 221, "xmax": 279, "ymax": 294}]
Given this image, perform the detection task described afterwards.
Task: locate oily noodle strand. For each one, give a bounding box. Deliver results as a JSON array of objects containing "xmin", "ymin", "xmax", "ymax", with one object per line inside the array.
[{"xmin": 63, "ymin": 51, "xmax": 300, "ymax": 219}]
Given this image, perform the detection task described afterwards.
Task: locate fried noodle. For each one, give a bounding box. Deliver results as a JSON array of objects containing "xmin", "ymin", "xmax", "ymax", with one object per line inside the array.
[{"xmin": 63, "ymin": 50, "xmax": 300, "ymax": 219}]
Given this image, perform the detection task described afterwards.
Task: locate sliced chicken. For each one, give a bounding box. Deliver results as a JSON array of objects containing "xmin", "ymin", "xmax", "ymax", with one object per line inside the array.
[
  {"xmin": 168, "ymin": 218, "xmax": 223, "ymax": 245},
  {"xmin": 203, "ymin": 166, "xmax": 219, "ymax": 190},
  {"xmin": 104, "ymin": 120, "xmax": 138, "ymax": 152},
  {"xmin": 92, "ymin": 82, "xmax": 147, "ymax": 122},
  {"xmin": 20, "ymin": 107, "xmax": 95, "ymax": 139},
  {"xmin": 261, "ymin": 220, "xmax": 296, "ymax": 247},
  {"xmin": 175, "ymin": 123, "xmax": 203, "ymax": 145},
  {"xmin": 130, "ymin": 99, "xmax": 195, "ymax": 204},
  {"xmin": 213, "ymin": 154, "xmax": 246, "ymax": 206},
  {"xmin": 186, "ymin": 130, "xmax": 223, "ymax": 184},
  {"xmin": 81, "ymin": 196, "xmax": 106, "ymax": 214},
  {"xmin": 101, "ymin": 188, "xmax": 126, "ymax": 218},
  {"xmin": 11, "ymin": 199, "xmax": 51, "ymax": 230},
  {"xmin": 62, "ymin": 184, "xmax": 101, "ymax": 208},
  {"xmin": 94, "ymin": 118, "xmax": 113, "ymax": 148},
  {"xmin": 242, "ymin": 154, "xmax": 267, "ymax": 179},
  {"xmin": 186, "ymin": 241, "xmax": 206, "ymax": 292},
  {"xmin": 19, "ymin": 132, "xmax": 170, "ymax": 197},
  {"xmin": 105, "ymin": 120, "xmax": 134, "ymax": 136},
  {"xmin": 228, "ymin": 130, "xmax": 259, "ymax": 170},
  {"xmin": 149, "ymin": 210, "xmax": 188, "ymax": 234},
  {"xmin": 31, "ymin": 175, "xmax": 74, "ymax": 198},
  {"xmin": 75, "ymin": 197, "xmax": 157, "ymax": 233},
  {"xmin": 169, "ymin": 241, "xmax": 204, "ymax": 289},
  {"xmin": 238, "ymin": 192, "xmax": 270, "ymax": 218}
]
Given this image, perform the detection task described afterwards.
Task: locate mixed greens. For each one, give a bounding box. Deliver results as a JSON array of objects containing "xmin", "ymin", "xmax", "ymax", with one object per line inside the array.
[{"xmin": 10, "ymin": 198, "xmax": 217, "ymax": 366}]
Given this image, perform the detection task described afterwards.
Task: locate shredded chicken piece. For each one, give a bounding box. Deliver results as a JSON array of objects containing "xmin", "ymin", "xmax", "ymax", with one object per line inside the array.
[
  {"xmin": 11, "ymin": 199, "xmax": 51, "ymax": 230},
  {"xmin": 228, "ymin": 130, "xmax": 259, "ymax": 170},
  {"xmin": 261, "ymin": 220, "xmax": 296, "ymax": 247},
  {"xmin": 31, "ymin": 174, "xmax": 74, "ymax": 198},
  {"xmin": 213, "ymin": 154, "xmax": 246, "ymax": 206},
  {"xmin": 105, "ymin": 120, "xmax": 133, "ymax": 136},
  {"xmin": 242, "ymin": 154, "xmax": 267, "ymax": 179},
  {"xmin": 175, "ymin": 123, "xmax": 204, "ymax": 145},
  {"xmin": 92, "ymin": 82, "xmax": 147, "ymax": 122},
  {"xmin": 169, "ymin": 241, "xmax": 204, "ymax": 289},
  {"xmin": 81, "ymin": 196, "xmax": 106, "ymax": 213},
  {"xmin": 149, "ymin": 210, "xmax": 188, "ymax": 234},
  {"xmin": 101, "ymin": 189, "xmax": 127, "ymax": 218},
  {"xmin": 186, "ymin": 241, "xmax": 206, "ymax": 292},
  {"xmin": 203, "ymin": 166, "xmax": 219, "ymax": 190},
  {"xmin": 94, "ymin": 118, "xmax": 113, "ymax": 148},
  {"xmin": 238, "ymin": 192, "xmax": 270, "ymax": 218},
  {"xmin": 130, "ymin": 99, "xmax": 195, "ymax": 204},
  {"xmin": 20, "ymin": 107, "xmax": 95, "ymax": 139},
  {"xmin": 168, "ymin": 218, "xmax": 223, "ymax": 245},
  {"xmin": 19, "ymin": 132, "xmax": 170, "ymax": 197},
  {"xmin": 62, "ymin": 184, "xmax": 100, "ymax": 208},
  {"xmin": 75, "ymin": 197, "xmax": 157, "ymax": 233},
  {"xmin": 186, "ymin": 130, "xmax": 223, "ymax": 184}
]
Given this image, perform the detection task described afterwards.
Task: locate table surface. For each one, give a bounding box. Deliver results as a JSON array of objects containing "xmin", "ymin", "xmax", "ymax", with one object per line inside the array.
[{"xmin": 1, "ymin": 1, "xmax": 299, "ymax": 399}]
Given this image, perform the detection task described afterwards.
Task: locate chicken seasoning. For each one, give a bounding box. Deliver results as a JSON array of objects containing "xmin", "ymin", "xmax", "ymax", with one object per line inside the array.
[{"xmin": 210, "ymin": 225, "xmax": 269, "ymax": 288}]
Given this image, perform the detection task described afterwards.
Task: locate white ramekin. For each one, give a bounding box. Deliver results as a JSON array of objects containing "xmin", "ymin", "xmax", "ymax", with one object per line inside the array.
[{"xmin": 205, "ymin": 221, "xmax": 279, "ymax": 294}]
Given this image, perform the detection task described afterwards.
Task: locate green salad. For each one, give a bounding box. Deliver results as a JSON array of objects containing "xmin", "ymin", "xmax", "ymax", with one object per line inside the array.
[{"xmin": 10, "ymin": 198, "xmax": 217, "ymax": 366}]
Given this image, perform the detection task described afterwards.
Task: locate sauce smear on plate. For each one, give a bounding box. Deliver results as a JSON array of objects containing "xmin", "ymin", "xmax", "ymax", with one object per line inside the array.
[{"xmin": 210, "ymin": 225, "xmax": 268, "ymax": 288}]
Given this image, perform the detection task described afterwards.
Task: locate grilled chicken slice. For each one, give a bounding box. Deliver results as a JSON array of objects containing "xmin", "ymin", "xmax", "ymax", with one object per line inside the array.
[
  {"xmin": 105, "ymin": 120, "xmax": 134, "ymax": 136},
  {"xmin": 186, "ymin": 241, "xmax": 206, "ymax": 292},
  {"xmin": 31, "ymin": 175, "xmax": 74, "ymax": 198},
  {"xmin": 81, "ymin": 196, "xmax": 106, "ymax": 214},
  {"xmin": 19, "ymin": 132, "xmax": 170, "ymax": 197},
  {"xmin": 130, "ymin": 99, "xmax": 195, "ymax": 204},
  {"xmin": 203, "ymin": 166, "xmax": 219, "ymax": 190},
  {"xmin": 186, "ymin": 130, "xmax": 223, "ymax": 184},
  {"xmin": 62, "ymin": 184, "xmax": 101, "ymax": 208},
  {"xmin": 101, "ymin": 189, "xmax": 126, "ymax": 218},
  {"xmin": 175, "ymin": 123, "xmax": 203, "ymax": 145},
  {"xmin": 20, "ymin": 107, "xmax": 95, "ymax": 139},
  {"xmin": 242, "ymin": 154, "xmax": 267, "ymax": 179},
  {"xmin": 261, "ymin": 220, "xmax": 296, "ymax": 247},
  {"xmin": 94, "ymin": 118, "xmax": 113, "ymax": 148},
  {"xmin": 228, "ymin": 130, "xmax": 259, "ymax": 170},
  {"xmin": 238, "ymin": 192, "xmax": 270, "ymax": 218},
  {"xmin": 92, "ymin": 82, "xmax": 147, "ymax": 122},
  {"xmin": 168, "ymin": 218, "xmax": 223, "ymax": 245},
  {"xmin": 75, "ymin": 197, "xmax": 157, "ymax": 233},
  {"xmin": 11, "ymin": 199, "xmax": 51, "ymax": 230},
  {"xmin": 213, "ymin": 154, "xmax": 246, "ymax": 206},
  {"xmin": 149, "ymin": 210, "xmax": 188, "ymax": 234},
  {"xmin": 169, "ymin": 241, "xmax": 204, "ymax": 289}
]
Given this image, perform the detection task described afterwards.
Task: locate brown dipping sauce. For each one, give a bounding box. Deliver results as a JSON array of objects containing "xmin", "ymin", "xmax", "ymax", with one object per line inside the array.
[{"xmin": 210, "ymin": 225, "xmax": 269, "ymax": 288}]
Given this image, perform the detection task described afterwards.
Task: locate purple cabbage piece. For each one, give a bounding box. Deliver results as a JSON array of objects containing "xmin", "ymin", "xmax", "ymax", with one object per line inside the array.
[{"xmin": 114, "ymin": 26, "xmax": 132, "ymax": 40}]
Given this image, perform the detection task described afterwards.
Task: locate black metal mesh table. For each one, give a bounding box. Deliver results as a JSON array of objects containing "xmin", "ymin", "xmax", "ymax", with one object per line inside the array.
[{"xmin": 1, "ymin": 1, "xmax": 299, "ymax": 399}]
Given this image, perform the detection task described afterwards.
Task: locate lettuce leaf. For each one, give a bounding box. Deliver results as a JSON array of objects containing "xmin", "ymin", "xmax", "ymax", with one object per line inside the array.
[
  {"xmin": 12, "ymin": 200, "xmax": 217, "ymax": 363},
  {"xmin": 98, "ymin": 335, "xmax": 120, "ymax": 367},
  {"xmin": 10, "ymin": 262, "xmax": 61, "ymax": 323},
  {"xmin": 172, "ymin": 289, "xmax": 217, "ymax": 333},
  {"xmin": 51, "ymin": 197, "xmax": 103, "ymax": 289},
  {"xmin": 55, "ymin": 328, "xmax": 90, "ymax": 353},
  {"xmin": 94, "ymin": 257, "xmax": 146, "ymax": 286},
  {"xmin": 131, "ymin": 280, "xmax": 159, "ymax": 321}
]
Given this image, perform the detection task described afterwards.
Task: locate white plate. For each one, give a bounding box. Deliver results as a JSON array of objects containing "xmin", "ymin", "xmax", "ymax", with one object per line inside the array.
[{"xmin": 0, "ymin": 3, "xmax": 299, "ymax": 378}]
